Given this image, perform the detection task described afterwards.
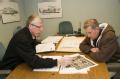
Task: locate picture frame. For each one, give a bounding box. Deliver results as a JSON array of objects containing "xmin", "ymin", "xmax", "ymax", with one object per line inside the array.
[
  {"xmin": 38, "ymin": 0, "xmax": 62, "ymax": 18},
  {"xmin": 0, "ymin": 0, "xmax": 20, "ymax": 23}
]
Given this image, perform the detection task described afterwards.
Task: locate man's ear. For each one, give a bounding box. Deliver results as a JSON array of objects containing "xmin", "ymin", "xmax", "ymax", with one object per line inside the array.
[{"xmin": 28, "ymin": 24, "xmax": 32, "ymax": 30}]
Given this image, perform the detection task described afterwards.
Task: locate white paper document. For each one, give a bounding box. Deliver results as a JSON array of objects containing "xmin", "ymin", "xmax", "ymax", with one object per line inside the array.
[
  {"xmin": 60, "ymin": 37, "xmax": 84, "ymax": 48},
  {"xmin": 36, "ymin": 43, "xmax": 55, "ymax": 53},
  {"xmin": 33, "ymin": 56, "xmax": 62, "ymax": 72},
  {"xmin": 33, "ymin": 53, "xmax": 98, "ymax": 74},
  {"xmin": 59, "ymin": 54, "xmax": 98, "ymax": 74},
  {"xmin": 41, "ymin": 36, "xmax": 63, "ymax": 44},
  {"xmin": 56, "ymin": 36, "xmax": 85, "ymax": 52},
  {"xmin": 60, "ymin": 40, "xmax": 80, "ymax": 48}
]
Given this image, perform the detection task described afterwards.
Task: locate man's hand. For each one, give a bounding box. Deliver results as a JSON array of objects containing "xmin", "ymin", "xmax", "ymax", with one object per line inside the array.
[
  {"xmin": 58, "ymin": 57, "xmax": 73, "ymax": 67},
  {"xmin": 90, "ymin": 48, "xmax": 100, "ymax": 53}
]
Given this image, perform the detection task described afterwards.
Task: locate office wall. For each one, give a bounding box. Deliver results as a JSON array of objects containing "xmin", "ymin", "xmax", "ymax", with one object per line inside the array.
[
  {"xmin": 0, "ymin": 0, "xmax": 25, "ymax": 48},
  {"xmin": 23, "ymin": 0, "xmax": 120, "ymax": 39},
  {"xmin": 1, "ymin": 0, "xmax": 120, "ymax": 47},
  {"xmin": 0, "ymin": 0, "xmax": 119, "ymax": 60}
]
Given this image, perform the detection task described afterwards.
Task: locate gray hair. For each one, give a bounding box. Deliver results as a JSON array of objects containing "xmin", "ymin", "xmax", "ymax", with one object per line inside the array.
[{"xmin": 83, "ymin": 19, "xmax": 99, "ymax": 29}]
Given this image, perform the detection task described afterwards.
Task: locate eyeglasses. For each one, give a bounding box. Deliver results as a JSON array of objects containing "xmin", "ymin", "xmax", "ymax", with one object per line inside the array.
[{"xmin": 30, "ymin": 24, "xmax": 41, "ymax": 29}]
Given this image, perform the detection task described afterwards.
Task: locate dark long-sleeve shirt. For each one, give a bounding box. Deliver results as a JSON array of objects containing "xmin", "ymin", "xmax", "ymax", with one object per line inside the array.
[{"xmin": 1, "ymin": 27, "xmax": 57, "ymax": 70}]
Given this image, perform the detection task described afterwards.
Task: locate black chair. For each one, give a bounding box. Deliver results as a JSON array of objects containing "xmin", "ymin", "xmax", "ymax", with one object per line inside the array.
[
  {"xmin": 0, "ymin": 42, "xmax": 11, "ymax": 79},
  {"xmin": 58, "ymin": 21, "xmax": 73, "ymax": 35},
  {"xmin": 107, "ymin": 35, "xmax": 120, "ymax": 79},
  {"xmin": 111, "ymin": 72, "xmax": 120, "ymax": 79},
  {"xmin": 0, "ymin": 42, "xmax": 6, "ymax": 61}
]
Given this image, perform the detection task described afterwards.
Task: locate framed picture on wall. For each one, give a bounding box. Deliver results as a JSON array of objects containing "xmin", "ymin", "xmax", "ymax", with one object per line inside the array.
[
  {"xmin": 0, "ymin": 0, "xmax": 20, "ymax": 23},
  {"xmin": 38, "ymin": 0, "xmax": 62, "ymax": 18}
]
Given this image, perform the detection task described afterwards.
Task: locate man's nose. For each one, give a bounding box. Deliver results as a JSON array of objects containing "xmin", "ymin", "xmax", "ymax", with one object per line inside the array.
[{"xmin": 40, "ymin": 28, "xmax": 43, "ymax": 31}]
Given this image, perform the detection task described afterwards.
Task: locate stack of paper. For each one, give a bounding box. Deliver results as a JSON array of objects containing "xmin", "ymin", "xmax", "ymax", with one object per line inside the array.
[
  {"xmin": 36, "ymin": 43, "xmax": 55, "ymax": 53},
  {"xmin": 35, "ymin": 36, "xmax": 63, "ymax": 53},
  {"xmin": 41, "ymin": 36, "xmax": 63, "ymax": 44},
  {"xmin": 59, "ymin": 54, "xmax": 98, "ymax": 74},
  {"xmin": 33, "ymin": 56, "xmax": 62, "ymax": 72}
]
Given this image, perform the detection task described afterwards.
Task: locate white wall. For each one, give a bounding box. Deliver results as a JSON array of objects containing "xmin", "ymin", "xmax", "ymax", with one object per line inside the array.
[
  {"xmin": 0, "ymin": 0, "xmax": 26, "ymax": 59},
  {"xmin": 23, "ymin": 0, "xmax": 120, "ymax": 39},
  {"xmin": 1, "ymin": 0, "xmax": 120, "ymax": 47},
  {"xmin": 0, "ymin": 0, "xmax": 26, "ymax": 48},
  {"xmin": 0, "ymin": 0, "xmax": 120, "ymax": 60}
]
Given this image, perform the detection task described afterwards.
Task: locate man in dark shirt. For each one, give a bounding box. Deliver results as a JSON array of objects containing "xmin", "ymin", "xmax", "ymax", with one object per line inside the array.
[{"xmin": 1, "ymin": 15, "xmax": 58, "ymax": 70}]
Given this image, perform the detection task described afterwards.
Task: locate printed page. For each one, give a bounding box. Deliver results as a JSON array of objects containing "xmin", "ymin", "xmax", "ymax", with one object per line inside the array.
[
  {"xmin": 56, "ymin": 37, "xmax": 85, "ymax": 52},
  {"xmin": 59, "ymin": 53, "xmax": 98, "ymax": 74},
  {"xmin": 36, "ymin": 43, "xmax": 55, "ymax": 53},
  {"xmin": 41, "ymin": 36, "xmax": 63, "ymax": 44},
  {"xmin": 59, "ymin": 66, "xmax": 89, "ymax": 74},
  {"xmin": 60, "ymin": 37, "xmax": 84, "ymax": 48}
]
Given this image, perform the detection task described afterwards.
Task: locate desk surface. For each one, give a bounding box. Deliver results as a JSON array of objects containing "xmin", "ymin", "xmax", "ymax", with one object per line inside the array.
[{"xmin": 6, "ymin": 52, "xmax": 110, "ymax": 79}]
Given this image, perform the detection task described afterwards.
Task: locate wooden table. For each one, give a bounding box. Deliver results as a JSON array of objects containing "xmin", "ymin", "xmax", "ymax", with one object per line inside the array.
[{"xmin": 6, "ymin": 52, "xmax": 110, "ymax": 79}]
